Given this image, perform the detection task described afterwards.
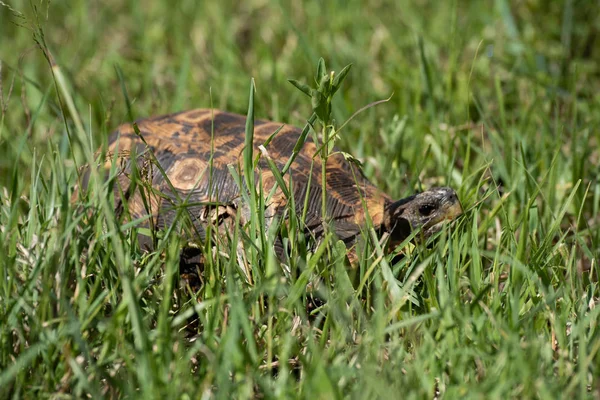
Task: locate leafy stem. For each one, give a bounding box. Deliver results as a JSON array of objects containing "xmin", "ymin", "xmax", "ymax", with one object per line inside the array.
[{"xmin": 288, "ymin": 58, "xmax": 352, "ymax": 224}]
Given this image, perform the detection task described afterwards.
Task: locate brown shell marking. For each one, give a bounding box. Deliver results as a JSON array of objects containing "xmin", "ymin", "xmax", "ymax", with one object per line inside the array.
[{"xmin": 102, "ymin": 109, "xmax": 391, "ymax": 247}]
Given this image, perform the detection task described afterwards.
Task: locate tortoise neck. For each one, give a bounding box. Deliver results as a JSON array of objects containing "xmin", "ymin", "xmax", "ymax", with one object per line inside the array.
[{"xmin": 383, "ymin": 196, "xmax": 415, "ymax": 229}]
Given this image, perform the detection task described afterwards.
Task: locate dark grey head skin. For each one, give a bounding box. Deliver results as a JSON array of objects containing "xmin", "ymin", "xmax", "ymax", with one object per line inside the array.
[{"xmin": 383, "ymin": 187, "xmax": 462, "ymax": 247}]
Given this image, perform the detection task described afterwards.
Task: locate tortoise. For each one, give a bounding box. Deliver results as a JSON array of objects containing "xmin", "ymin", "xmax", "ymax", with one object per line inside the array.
[{"xmin": 84, "ymin": 109, "xmax": 462, "ymax": 267}]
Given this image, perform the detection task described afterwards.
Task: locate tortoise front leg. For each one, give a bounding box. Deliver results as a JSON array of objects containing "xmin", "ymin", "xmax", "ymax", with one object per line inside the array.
[{"xmin": 179, "ymin": 204, "xmax": 249, "ymax": 292}]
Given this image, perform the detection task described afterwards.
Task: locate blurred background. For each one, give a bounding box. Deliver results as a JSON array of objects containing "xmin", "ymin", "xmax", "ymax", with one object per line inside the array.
[{"xmin": 1, "ymin": 0, "xmax": 598, "ymax": 201}]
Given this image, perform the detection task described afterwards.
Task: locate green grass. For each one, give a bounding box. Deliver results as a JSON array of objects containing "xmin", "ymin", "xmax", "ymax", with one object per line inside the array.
[{"xmin": 1, "ymin": 0, "xmax": 600, "ymax": 398}]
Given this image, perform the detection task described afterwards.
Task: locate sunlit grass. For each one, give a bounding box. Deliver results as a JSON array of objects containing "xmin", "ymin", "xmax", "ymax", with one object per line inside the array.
[{"xmin": 1, "ymin": 0, "xmax": 599, "ymax": 398}]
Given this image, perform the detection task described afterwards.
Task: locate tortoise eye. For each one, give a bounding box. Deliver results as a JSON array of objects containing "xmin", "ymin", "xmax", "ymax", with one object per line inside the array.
[{"xmin": 418, "ymin": 204, "xmax": 436, "ymax": 216}]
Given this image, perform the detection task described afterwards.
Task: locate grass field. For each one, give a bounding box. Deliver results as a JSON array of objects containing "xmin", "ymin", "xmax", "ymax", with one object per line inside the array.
[{"xmin": 1, "ymin": 0, "xmax": 600, "ymax": 398}]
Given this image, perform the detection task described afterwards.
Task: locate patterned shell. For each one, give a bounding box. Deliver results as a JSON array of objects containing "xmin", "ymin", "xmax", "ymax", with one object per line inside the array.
[{"xmin": 101, "ymin": 109, "xmax": 392, "ymax": 248}]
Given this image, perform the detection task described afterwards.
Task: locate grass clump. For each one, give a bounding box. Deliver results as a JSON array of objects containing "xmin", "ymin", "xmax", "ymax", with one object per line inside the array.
[{"xmin": 1, "ymin": 0, "xmax": 600, "ymax": 398}]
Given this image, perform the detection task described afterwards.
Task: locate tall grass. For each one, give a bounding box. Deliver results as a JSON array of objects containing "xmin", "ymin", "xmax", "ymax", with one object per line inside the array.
[{"xmin": 1, "ymin": 0, "xmax": 599, "ymax": 398}]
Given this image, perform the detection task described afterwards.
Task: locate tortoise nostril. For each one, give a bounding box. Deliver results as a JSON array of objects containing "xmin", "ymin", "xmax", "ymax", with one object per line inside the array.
[{"xmin": 444, "ymin": 189, "xmax": 458, "ymax": 203}]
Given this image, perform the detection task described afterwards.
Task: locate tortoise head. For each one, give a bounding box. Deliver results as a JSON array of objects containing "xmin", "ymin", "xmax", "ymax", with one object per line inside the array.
[{"xmin": 383, "ymin": 187, "xmax": 462, "ymax": 247}]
